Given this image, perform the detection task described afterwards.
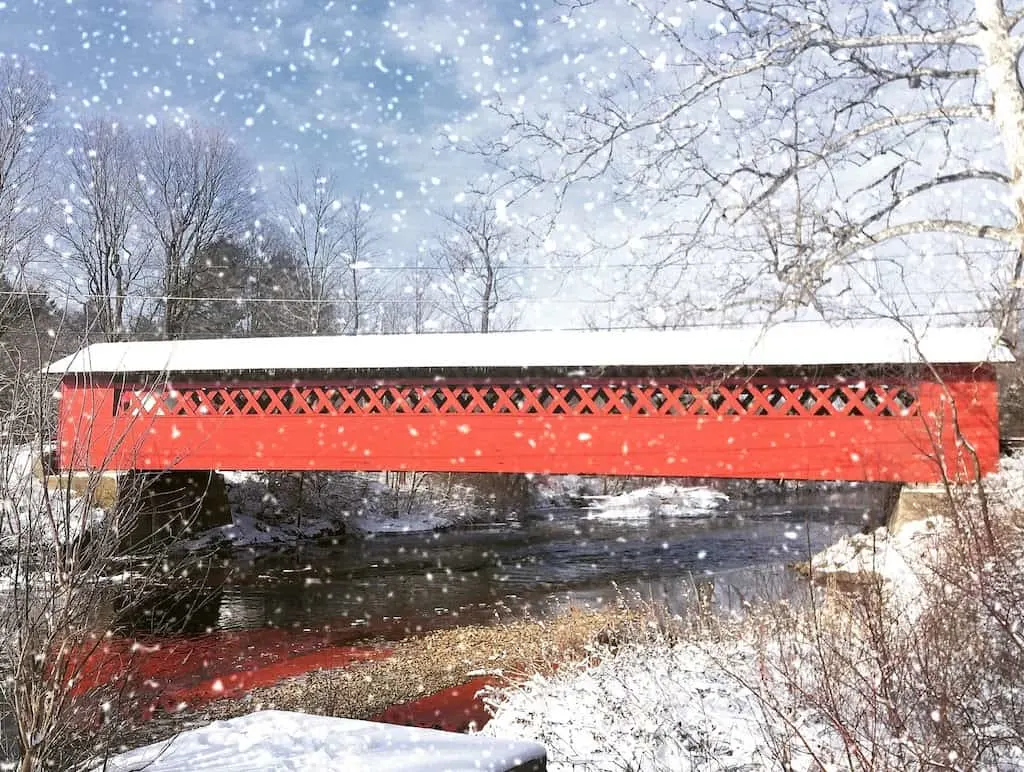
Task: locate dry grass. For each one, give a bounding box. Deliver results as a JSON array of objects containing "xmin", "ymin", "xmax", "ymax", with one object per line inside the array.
[{"xmin": 205, "ymin": 606, "xmax": 633, "ymax": 721}]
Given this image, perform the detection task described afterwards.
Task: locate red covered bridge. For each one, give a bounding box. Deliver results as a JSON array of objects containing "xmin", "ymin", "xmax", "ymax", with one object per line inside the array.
[{"xmin": 45, "ymin": 324, "xmax": 1011, "ymax": 483}]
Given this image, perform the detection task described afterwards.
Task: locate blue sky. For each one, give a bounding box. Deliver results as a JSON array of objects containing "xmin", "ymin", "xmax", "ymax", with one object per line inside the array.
[
  {"xmin": 0, "ymin": 1, "xmax": 527, "ymax": 204},
  {"xmin": 0, "ymin": 1, "xmax": 999, "ymax": 329},
  {"xmin": 0, "ymin": 0, "xmax": 625, "ymax": 324}
]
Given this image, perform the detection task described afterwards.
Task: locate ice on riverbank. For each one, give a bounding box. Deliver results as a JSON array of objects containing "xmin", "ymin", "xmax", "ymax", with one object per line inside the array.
[{"xmin": 584, "ymin": 484, "xmax": 728, "ymax": 520}]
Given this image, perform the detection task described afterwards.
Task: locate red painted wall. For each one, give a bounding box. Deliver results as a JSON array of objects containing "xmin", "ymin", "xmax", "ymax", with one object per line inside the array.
[{"xmin": 57, "ymin": 367, "xmax": 1000, "ymax": 483}]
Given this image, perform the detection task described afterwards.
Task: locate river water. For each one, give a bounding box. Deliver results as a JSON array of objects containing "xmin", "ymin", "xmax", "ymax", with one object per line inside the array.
[{"xmin": 126, "ymin": 485, "xmax": 883, "ymax": 642}]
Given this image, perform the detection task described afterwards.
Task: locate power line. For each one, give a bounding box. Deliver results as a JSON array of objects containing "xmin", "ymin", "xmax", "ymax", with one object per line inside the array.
[
  {"xmin": 34, "ymin": 245, "xmax": 1024, "ymax": 278},
  {"xmin": 0, "ymin": 286, "xmax": 1017, "ymax": 305},
  {"xmin": 73, "ymin": 307, "xmax": 1021, "ymax": 341}
]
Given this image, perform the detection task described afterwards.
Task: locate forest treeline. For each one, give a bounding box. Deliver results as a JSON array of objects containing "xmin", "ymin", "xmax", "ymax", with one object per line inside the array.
[{"xmin": 0, "ymin": 59, "xmax": 526, "ymax": 374}]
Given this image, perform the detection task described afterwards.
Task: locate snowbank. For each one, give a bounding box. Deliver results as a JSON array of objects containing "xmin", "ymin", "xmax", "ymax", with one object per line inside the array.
[
  {"xmin": 584, "ymin": 485, "xmax": 728, "ymax": 521},
  {"xmin": 804, "ymin": 455, "xmax": 1024, "ymax": 606},
  {"xmin": 96, "ymin": 710, "xmax": 546, "ymax": 771},
  {"xmin": 801, "ymin": 517, "xmax": 946, "ymax": 604},
  {"xmin": 482, "ymin": 640, "xmax": 840, "ymax": 771}
]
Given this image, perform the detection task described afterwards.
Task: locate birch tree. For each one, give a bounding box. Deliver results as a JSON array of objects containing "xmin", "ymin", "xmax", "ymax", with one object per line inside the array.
[
  {"xmin": 490, "ymin": 0, "xmax": 1024, "ymax": 345},
  {"xmin": 133, "ymin": 124, "xmax": 252, "ymax": 338}
]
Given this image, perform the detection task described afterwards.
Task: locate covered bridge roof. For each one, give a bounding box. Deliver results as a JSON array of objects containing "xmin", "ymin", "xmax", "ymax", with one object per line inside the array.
[
  {"xmin": 44, "ymin": 321, "xmax": 1011, "ymax": 376},
  {"xmin": 44, "ymin": 324, "xmax": 1013, "ymax": 376}
]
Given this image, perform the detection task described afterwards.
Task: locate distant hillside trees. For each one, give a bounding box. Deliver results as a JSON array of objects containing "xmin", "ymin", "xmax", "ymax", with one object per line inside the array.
[{"xmin": 0, "ymin": 62, "xmax": 541, "ymax": 343}]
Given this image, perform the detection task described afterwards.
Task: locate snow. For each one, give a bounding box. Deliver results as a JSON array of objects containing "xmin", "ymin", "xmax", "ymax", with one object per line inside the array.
[
  {"xmin": 44, "ymin": 324, "xmax": 1011, "ymax": 375},
  {"xmin": 804, "ymin": 516, "xmax": 947, "ymax": 609},
  {"xmin": 95, "ymin": 710, "xmax": 546, "ymax": 771},
  {"xmin": 481, "ymin": 641, "xmax": 840, "ymax": 771},
  {"xmin": 584, "ymin": 484, "xmax": 728, "ymax": 520},
  {"xmin": 481, "ymin": 460, "xmax": 1024, "ymax": 770},
  {"xmin": 0, "ymin": 444, "xmax": 107, "ymax": 552}
]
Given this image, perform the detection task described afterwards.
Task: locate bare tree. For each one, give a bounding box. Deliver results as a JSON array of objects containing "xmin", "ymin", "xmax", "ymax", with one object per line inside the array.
[
  {"xmin": 487, "ymin": 0, "xmax": 1024, "ymax": 342},
  {"xmin": 132, "ymin": 123, "xmax": 252, "ymax": 338},
  {"xmin": 403, "ymin": 263, "xmax": 440, "ymax": 334},
  {"xmin": 56, "ymin": 120, "xmax": 147, "ymax": 340},
  {"xmin": 280, "ymin": 168, "xmax": 349, "ymax": 335},
  {"xmin": 434, "ymin": 193, "xmax": 523, "ymax": 333},
  {"xmin": 0, "ymin": 60, "xmax": 51, "ymax": 335},
  {"xmin": 0, "ymin": 310, "xmax": 216, "ymax": 771},
  {"xmin": 339, "ymin": 193, "xmax": 382, "ymax": 335},
  {"xmin": 374, "ymin": 264, "xmax": 441, "ymax": 334}
]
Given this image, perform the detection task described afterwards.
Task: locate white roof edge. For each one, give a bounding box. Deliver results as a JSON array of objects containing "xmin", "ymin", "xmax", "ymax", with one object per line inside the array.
[{"xmin": 43, "ymin": 324, "xmax": 1015, "ymax": 376}]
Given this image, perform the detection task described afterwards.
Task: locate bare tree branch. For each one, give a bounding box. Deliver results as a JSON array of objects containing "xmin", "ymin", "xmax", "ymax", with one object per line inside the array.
[{"xmin": 132, "ymin": 124, "xmax": 253, "ymax": 338}]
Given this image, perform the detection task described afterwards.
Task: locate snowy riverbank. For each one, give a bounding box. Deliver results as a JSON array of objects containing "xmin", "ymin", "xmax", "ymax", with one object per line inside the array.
[
  {"xmin": 183, "ymin": 471, "xmax": 498, "ymax": 550},
  {"xmin": 481, "ymin": 459, "xmax": 1024, "ymax": 770}
]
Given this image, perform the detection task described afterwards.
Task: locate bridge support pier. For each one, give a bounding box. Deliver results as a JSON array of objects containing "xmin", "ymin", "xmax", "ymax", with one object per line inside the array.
[
  {"xmin": 887, "ymin": 484, "xmax": 953, "ymax": 533},
  {"xmin": 118, "ymin": 471, "xmax": 232, "ymax": 549}
]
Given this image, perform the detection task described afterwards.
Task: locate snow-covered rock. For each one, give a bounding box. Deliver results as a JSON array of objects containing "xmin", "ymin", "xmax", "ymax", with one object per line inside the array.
[{"xmin": 585, "ymin": 485, "xmax": 728, "ymax": 521}]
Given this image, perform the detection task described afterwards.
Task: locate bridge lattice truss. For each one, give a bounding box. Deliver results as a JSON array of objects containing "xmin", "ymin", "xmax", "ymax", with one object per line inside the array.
[{"xmin": 118, "ymin": 377, "xmax": 920, "ymax": 419}]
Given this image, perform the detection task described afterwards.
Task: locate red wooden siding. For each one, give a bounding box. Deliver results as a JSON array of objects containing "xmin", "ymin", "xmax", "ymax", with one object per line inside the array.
[{"xmin": 57, "ymin": 366, "xmax": 1000, "ymax": 483}]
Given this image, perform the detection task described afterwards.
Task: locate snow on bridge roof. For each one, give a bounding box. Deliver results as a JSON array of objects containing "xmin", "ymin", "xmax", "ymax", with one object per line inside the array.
[{"xmin": 44, "ymin": 323, "xmax": 1013, "ymax": 376}]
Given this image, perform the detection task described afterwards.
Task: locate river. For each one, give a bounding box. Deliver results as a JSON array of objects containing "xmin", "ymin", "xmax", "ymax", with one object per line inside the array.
[{"xmin": 123, "ymin": 485, "xmax": 883, "ymax": 641}]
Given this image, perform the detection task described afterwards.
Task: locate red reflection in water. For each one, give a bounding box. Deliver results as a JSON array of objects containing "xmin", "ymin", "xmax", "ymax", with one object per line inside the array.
[
  {"xmin": 370, "ymin": 676, "xmax": 503, "ymax": 733},
  {"xmin": 63, "ymin": 628, "xmax": 391, "ymax": 717},
  {"xmin": 64, "ymin": 630, "xmax": 517, "ymax": 734}
]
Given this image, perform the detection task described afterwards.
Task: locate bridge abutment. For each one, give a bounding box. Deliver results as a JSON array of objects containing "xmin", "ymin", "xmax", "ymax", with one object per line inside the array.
[
  {"xmin": 118, "ymin": 471, "xmax": 232, "ymax": 550},
  {"xmin": 887, "ymin": 483, "xmax": 953, "ymax": 532}
]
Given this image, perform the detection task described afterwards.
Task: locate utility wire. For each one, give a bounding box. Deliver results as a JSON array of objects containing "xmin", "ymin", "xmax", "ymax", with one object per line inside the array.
[{"xmin": 0, "ymin": 286, "xmax": 1017, "ymax": 305}]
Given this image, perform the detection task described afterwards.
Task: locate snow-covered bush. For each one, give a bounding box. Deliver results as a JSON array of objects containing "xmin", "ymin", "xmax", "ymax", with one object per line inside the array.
[{"xmin": 0, "ymin": 372, "xmax": 216, "ymax": 771}]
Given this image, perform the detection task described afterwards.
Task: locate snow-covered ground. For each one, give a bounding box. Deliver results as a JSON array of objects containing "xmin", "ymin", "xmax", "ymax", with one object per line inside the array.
[
  {"xmin": 584, "ymin": 484, "xmax": 728, "ymax": 521},
  {"xmin": 94, "ymin": 710, "xmax": 546, "ymax": 771},
  {"xmin": 482, "ymin": 640, "xmax": 843, "ymax": 771}
]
